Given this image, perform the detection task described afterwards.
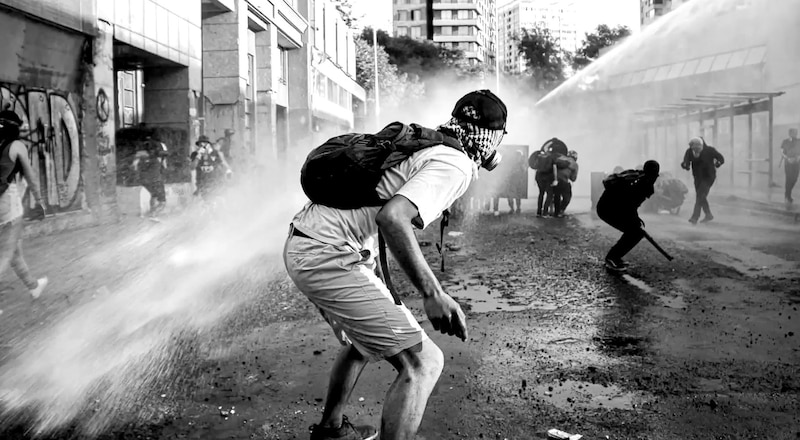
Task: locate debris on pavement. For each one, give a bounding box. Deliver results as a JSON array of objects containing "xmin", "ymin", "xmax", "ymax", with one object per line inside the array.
[{"xmin": 547, "ymin": 428, "xmax": 582, "ymax": 440}]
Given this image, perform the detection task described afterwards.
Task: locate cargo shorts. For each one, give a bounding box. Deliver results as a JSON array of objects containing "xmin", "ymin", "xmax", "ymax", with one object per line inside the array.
[{"xmin": 283, "ymin": 225, "xmax": 426, "ymax": 362}]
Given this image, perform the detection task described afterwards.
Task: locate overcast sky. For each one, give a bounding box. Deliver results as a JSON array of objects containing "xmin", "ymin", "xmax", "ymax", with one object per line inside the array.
[{"xmin": 349, "ymin": 0, "xmax": 641, "ymax": 39}]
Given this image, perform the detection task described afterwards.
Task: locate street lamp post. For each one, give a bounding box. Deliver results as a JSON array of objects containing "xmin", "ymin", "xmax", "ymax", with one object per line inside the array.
[
  {"xmin": 494, "ymin": 1, "xmax": 501, "ymax": 95},
  {"xmin": 373, "ymin": 28, "xmax": 380, "ymax": 130}
]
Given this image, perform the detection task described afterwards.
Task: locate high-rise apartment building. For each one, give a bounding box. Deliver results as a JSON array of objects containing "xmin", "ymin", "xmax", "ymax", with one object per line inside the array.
[
  {"xmin": 640, "ymin": 0, "xmax": 690, "ymax": 27},
  {"xmin": 498, "ymin": 0, "xmax": 579, "ymax": 74},
  {"xmin": 392, "ymin": 0, "xmax": 496, "ymax": 66}
]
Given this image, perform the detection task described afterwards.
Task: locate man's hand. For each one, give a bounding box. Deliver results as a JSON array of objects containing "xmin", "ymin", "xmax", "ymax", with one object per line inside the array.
[{"xmin": 424, "ymin": 293, "xmax": 468, "ymax": 341}]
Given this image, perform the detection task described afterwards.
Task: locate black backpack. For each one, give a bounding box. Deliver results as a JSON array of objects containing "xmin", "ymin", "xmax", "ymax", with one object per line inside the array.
[
  {"xmin": 0, "ymin": 139, "xmax": 15, "ymax": 198},
  {"xmin": 300, "ymin": 122, "xmax": 464, "ymax": 305},
  {"xmin": 603, "ymin": 169, "xmax": 644, "ymax": 192},
  {"xmin": 301, "ymin": 121, "xmax": 463, "ymax": 209}
]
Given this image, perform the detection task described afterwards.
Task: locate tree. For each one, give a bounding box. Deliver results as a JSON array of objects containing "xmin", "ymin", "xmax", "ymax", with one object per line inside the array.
[
  {"xmin": 517, "ymin": 27, "xmax": 567, "ymax": 94},
  {"xmin": 331, "ymin": 0, "xmax": 358, "ymax": 28},
  {"xmin": 354, "ymin": 34, "xmax": 424, "ymax": 116},
  {"xmin": 358, "ymin": 27, "xmax": 472, "ymax": 80},
  {"xmin": 572, "ymin": 24, "xmax": 631, "ymax": 70}
]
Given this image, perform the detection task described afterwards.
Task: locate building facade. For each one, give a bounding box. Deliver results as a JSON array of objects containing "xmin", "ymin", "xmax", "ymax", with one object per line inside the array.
[
  {"xmin": 392, "ymin": 0, "xmax": 496, "ymax": 66},
  {"xmin": 0, "ymin": 0, "xmax": 204, "ymax": 228},
  {"xmin": 498, "ymin": 0, "xmax": 579, "ymax": 74},
  {"xmin": 0, "ymin": 0, "xmax": 364, "ymax": 234},
  {"xmin": 201, "ymin": 0, "xmax": 364, "ymax": 169},
  {"xmin": 640, "ymin": 0, "xmax": 690, "ymax": 27}
]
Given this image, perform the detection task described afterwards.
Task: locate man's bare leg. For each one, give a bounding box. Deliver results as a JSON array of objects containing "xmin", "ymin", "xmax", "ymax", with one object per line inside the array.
[
  {"xmin": 317, "ymin": 344, "xmax": 369, "ymax": 429},
  {"xmin": 381, "ymin": 340, "xmax": 444, "ymax": 440}
]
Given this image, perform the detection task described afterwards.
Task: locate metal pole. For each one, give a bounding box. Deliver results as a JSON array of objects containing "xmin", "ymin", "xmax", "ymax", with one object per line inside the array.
[
  {"xmin": 373, "ymin": 28, "xmax": 380, "ymax": 130},
  {"xmin": 730, "ymin": 104, "xmax": 735, "ymax": 187},
  {"xmin": 768, "ymin": 96, "xmax": 774, "ymax": 188},
  {"xmin": 494, "ymin": 2, "xmax": 501, "ymax": 95},
  {"xmin": 748, "ymin": 102, "xmax": 753, "ymax": 189}
]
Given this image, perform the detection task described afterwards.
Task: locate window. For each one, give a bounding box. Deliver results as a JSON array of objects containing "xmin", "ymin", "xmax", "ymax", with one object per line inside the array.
[
  {"xmin": 411, "ymin": 26, "xmax": 421, "ymax": 38},
  {"xmin": 441, "ymin": 10, "xmax": 452, "ymax": 19},
  {"xmin": 278, "ymin": 47, "xmax": 289, "ymax": 84},
  {"xmin": 397, "ymin": 26, "xmax": 408, "ymax": 36},
  {"xmin": 411, "ymin": 9, "xmax": 423, "ymax": 21},
  {"xmin": 457, "ymin": 10, "xmax": 470, "ymax": 19},
  {"xmin": 327, "ymin": 78, "xmax": 336, "ymax": 102},
  {"xmin": 397, "ymin": 10, "xmax": 408, "ymax": 20}
]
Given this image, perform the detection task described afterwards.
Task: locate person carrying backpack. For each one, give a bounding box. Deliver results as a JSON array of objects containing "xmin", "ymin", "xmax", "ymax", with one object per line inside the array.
[
  {"xmin": 554, "ymin": 150, "xmax": 579, "ymax": 216},
  {"xmin": 597, "ymin": 160, "xmax": 660, "ymax": 271},
  {"xmin": 284, "ymin": 90, "xmax": 507, "ymax": 440},
  {"xmin": 0, "ymin": 110, "xmax": 48, "ymax": 301},
  {"xmin": 530, "ymin": 137, "xmax": 566, "ymax": 217},
  {"xmin": 132, "ymin": 136, "xmax": 168, "ymax": 216}
]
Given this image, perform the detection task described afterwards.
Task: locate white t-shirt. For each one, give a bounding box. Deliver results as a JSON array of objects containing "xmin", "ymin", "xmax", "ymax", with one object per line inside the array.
[{"xmin": 291, "ymin": 145, "xmax": 476, "ymax": 252}]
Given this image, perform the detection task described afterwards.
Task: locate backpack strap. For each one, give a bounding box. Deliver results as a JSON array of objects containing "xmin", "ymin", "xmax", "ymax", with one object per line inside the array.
[
  {"xmin": 438, "ymin": 209, "xmax": 449, "ymax": 272},
  {"xmin": 378, "ymin": 231, "xmax": 402, "ymax": 305}
]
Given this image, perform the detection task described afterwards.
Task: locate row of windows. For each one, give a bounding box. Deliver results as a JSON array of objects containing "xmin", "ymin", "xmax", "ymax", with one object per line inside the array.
[
  {"xmin": 313, "ymin": 2, "xmax": 356, "ymax": 77},
  {"xmin": 608, "ymin": 46, "xmax": 766, "ymax": 89},
  {"xmin": 314, "ymin": 73, "xmax": 352, "ymax": 108},
  {"xmin": 434, "ymin": 9, "xmax": 477, "ymax": 19},
  {"xmin": 395, "ymin": 9, "xmax": 425, "ymax": 21},
  {"xmin": 434, "ymin": 25, "xmax": 478, "ymax": 36},
  {"xmin": 439, "ymin": 41, "xmax": 479, "ymax": 52},
  {"xmin": 395, "ymin": 26, "xmax": 423, "ymax": 37}
]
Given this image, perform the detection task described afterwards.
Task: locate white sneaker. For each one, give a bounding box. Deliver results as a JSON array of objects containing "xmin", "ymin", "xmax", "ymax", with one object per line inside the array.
[{"xmin": 30, "ymin": 277, "xmax": 48, "ymax": 299}]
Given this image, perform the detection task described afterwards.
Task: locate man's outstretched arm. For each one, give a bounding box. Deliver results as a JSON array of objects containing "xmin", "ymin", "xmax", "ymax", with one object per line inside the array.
[{"xmin": 376, "ymin": 195, "xmax": 468, "ymax": 341}]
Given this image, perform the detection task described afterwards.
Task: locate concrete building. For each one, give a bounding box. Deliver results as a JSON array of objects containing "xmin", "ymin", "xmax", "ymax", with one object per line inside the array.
[
  {"xmin": 392, "ymin": 0, "xmax": 496, "ymax": 66},
  {"xmin": 0, "ymin": 0, "xmax": 203, "ymax": 230},
  {"xmin": 498, "ymin": 0, "xmax": 579, "ymax": 74},
  {"xmin": 393, "ymin": 0, "xmax": 430, "ymax": 39},
  {"xmin": 201, "ymin": 0, "xmax": 365, "ymax": 168},
  {"xmin": 640, "ymin": 0, "xmax": 690, "ymax": 27},
  {"xmin": 0, "ymin": 0, "xmax": 364, "ymax": 234}
]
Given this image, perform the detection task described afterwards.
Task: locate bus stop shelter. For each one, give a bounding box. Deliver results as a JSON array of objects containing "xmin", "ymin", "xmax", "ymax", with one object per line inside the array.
[{"xmin": 633, "ymin": 91, "xmax": 785, "ymax": 189}]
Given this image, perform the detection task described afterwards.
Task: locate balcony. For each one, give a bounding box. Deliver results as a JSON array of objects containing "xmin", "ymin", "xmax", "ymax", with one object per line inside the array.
[
  {"xmin": 432, "ymin": 18, "xmax": 482, "ymax": 28},
  {"xmin": 433, "ymin": 34, "xmax": 480, "ymax": 43},
  {"xmin": 432, "ymin": 3, "xmax": 480, "ymax": 11}
]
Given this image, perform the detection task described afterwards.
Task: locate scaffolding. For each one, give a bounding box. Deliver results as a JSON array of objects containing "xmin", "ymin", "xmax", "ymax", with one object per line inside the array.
[{"xmin": 633, "ymin": 91, "xmax": 785, "ymax": 188}]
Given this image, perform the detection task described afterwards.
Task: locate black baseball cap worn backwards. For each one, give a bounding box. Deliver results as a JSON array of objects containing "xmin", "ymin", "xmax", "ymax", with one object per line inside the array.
[{"xmin": 452, "ymin": 89, "xmax": 507, "ymax": 132}]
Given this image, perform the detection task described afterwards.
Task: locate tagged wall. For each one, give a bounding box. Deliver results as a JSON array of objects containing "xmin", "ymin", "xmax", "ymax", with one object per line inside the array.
[{"xmin": 0, "ymin": 85, "xmax": 83, "ymax": 214}]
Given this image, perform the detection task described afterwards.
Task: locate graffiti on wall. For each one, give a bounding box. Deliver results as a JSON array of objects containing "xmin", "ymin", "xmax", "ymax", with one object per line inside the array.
[{"xmin": 0, "ymin": 84, "xmax": 82, "ymax": 213}]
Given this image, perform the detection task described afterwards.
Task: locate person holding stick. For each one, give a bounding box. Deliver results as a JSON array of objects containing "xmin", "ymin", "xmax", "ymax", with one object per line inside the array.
[{"xmin": 597, "ymin": 160, "xmax": 662, "ymax": 272}]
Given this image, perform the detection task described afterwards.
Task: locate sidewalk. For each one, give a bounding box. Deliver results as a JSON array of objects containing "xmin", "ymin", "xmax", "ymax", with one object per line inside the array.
[{"xmin": 710, "ymin": 185, "xmax": 800, "ymax": 223}]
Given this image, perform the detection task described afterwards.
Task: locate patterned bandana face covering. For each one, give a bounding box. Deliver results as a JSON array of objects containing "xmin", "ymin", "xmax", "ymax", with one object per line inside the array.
[{"xmin": 439, "ymin": 118, "xmax": 505, "ymax": 170}]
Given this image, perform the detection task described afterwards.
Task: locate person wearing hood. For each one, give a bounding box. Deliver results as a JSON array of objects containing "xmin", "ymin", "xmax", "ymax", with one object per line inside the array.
[
  {"xmin": 681, "ymin": 137, "xmax": 724, "ymax": 224},
  {"xmin": 284, "ymin": 90, "xmax": 507, "ymax": 440}
]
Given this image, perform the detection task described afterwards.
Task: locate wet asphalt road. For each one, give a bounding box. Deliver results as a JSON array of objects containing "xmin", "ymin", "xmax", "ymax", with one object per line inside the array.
[{"xmin": 0, "ymin": 198, "xmax": 798, "ymax": 440}]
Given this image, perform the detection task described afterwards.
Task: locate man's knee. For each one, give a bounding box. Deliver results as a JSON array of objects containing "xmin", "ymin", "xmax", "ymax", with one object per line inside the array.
[{"xmin": 388, "ymin": 340, "xmax": 444, "ymax": 380}]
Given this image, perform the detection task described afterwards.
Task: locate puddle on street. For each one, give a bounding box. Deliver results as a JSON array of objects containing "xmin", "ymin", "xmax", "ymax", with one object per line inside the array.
[
  {"xmin": 655, "ymin": 293, "xmax": 687, "ymax": 309},
  {"xmin": 534, "ymin": 380, "xmax": 640, "ymax": 411},
  {"xmin": 444, "ymin": 281, "xmax": 558, "ymax": 313}
]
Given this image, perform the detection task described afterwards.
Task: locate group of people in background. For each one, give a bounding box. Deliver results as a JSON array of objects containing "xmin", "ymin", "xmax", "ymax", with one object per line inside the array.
[
  {"xmin": 530, "ymin": 137, "xmax": 579, "ymax": 218},
  {"xmin": 132, "ymin": 129, "xmax": 235, "ymax": 218}
]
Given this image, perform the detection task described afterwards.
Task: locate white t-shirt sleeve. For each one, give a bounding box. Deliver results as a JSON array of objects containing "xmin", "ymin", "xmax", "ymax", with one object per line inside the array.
[{"xmin": 394, "ymin": 151, "xmax": 473, "ymax": 229}]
